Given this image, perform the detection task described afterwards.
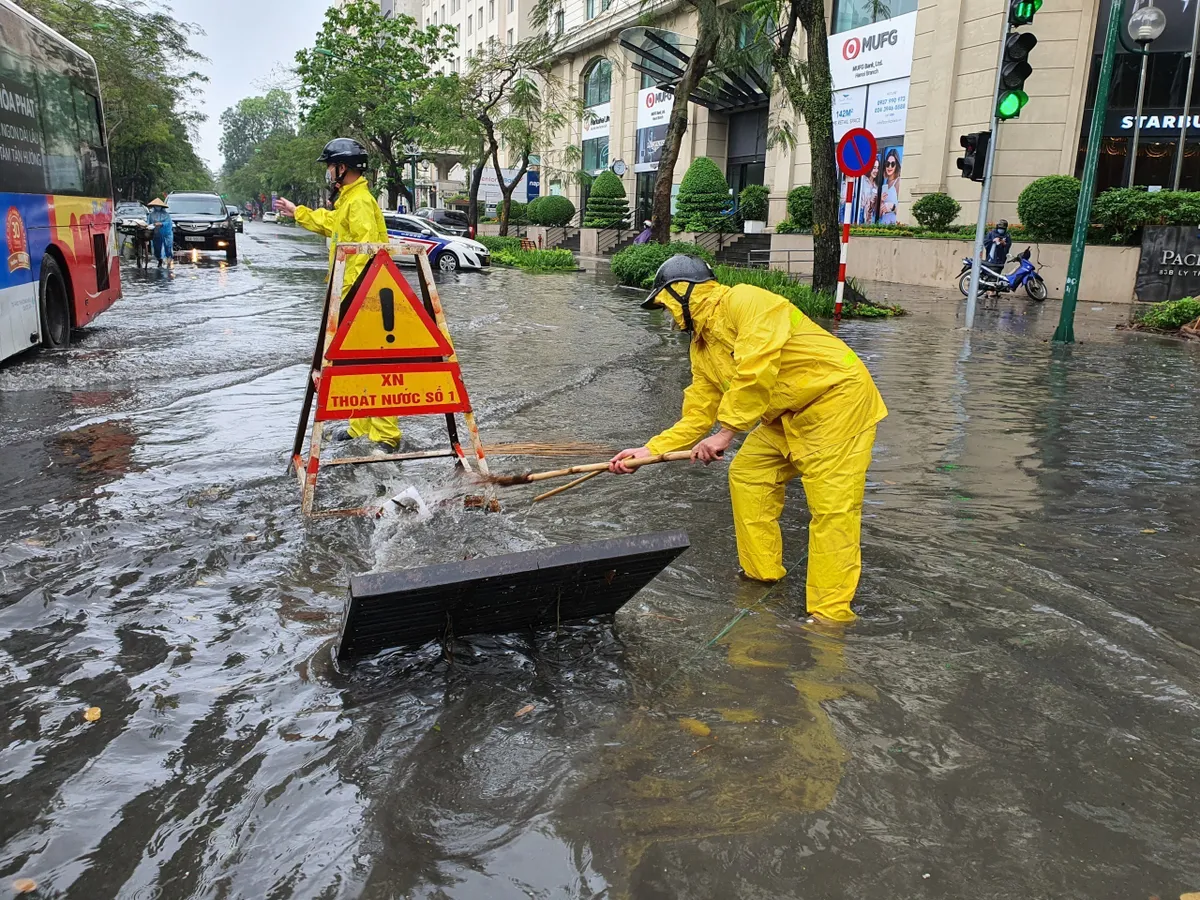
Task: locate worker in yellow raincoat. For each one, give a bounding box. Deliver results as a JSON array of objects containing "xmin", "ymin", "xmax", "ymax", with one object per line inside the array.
[
  {"xmin": 610, "ymin": 255, "xmax": 888, "ymax": 623},
  {"xmin": 275, "ymin": 138, "xmax": 401, "ymax": 449}
]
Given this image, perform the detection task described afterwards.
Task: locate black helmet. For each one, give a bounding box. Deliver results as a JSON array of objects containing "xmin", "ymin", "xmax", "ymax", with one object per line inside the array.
[
  {"xmin": 317, "ymin": 138, "xmax": 369, "ymax": 170},
  {"xmin": 997, "ymin": 219, "xmax": 1009, "ymax": 230},
  {"xmin": 641, "ymin": 254, "xmax": 717, "ymax": 309}
]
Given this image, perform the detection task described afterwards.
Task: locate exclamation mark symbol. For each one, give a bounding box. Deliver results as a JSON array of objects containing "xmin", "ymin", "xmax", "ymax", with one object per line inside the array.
[{"xmin": 380, "ymin": 288, "xmax": 395, "ymax": 343}]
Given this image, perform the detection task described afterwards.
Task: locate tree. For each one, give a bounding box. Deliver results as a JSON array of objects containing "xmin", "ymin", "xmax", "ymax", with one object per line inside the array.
[
  {"xmin": 295, "ymin": 0, "xmax": 456, "ymax": 210},
  {"xmin": 219, "ymin": 90, "xmax": 296, "ymax": 176},
  {"xmin": 223, "ymin": 131, "xmax": 327, "ymax": 209},
  {"xmin": 673, "ymin": 157, "xmax": 731, "ymax": 232},
  {"xmin": 582, "ymin": 170, "xmax": 630, "ymax": 228},
  {"xmin": 16, "ymin": 0, "xmax": 212, "ymax": 199}
]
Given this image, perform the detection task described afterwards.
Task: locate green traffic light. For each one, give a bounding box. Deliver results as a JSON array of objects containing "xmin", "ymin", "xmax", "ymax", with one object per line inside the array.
[
  {"xmin": 997, "ymin": 89, "xmax": 1029, "ymax": 119},
  {"xmin": 1010, "ymin": 0, "xmax": 1042, "ymax": 25}
]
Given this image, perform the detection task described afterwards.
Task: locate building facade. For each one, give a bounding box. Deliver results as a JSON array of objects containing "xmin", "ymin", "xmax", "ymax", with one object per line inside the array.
[{"xmin": 538, "ymin": 0, "xmax": 1200, "ymax": 228}]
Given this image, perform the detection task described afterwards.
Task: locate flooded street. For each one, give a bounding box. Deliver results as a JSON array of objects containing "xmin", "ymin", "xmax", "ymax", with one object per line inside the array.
[{"xmin": 2, "ymin": 224, "xmax": 1199, "ymax": 899}]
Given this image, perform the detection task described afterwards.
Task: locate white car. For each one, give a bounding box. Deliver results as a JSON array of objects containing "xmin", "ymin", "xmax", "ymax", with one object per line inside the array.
[
  {"xmin": 384, "ymin": 213, "xmax": 490, "ymax": 272},
  {"xmin": 262, "ymin": 211, "xmax": 279, "ymax": 223}
]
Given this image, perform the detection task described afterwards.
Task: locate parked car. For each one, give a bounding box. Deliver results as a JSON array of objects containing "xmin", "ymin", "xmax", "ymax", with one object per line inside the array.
[
  {"xmin": 384, "ymin": 213, "xmax": 489, "ymax": 272},
  {"xmin": 414, "ymin": 207, "xmax": 470, "ymax": 237},
  {"xmin": 168, "ymin": 191, "xmax": 238, "ymax": 264},
  {"xmin": 262, "ymin": 211, "xmax": 278, "ymax": 223},
  {"xmin": 225, "ymin": 204, "xmax": 244, "ymax": 233},
  {"xmin": 115, "ymin": 201, "xmax": 148, "ymax": 221}
]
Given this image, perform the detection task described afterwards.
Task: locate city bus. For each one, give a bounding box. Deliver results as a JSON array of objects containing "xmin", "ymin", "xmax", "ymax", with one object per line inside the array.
[{"xmin": 0, "ymin": 0, "xmax": 120, "ymax": 364}]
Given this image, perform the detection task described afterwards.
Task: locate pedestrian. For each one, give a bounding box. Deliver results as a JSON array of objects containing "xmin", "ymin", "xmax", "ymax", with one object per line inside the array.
[
  {"xmin": 275, "ymin": 138, "xmax": 402, "ymax": 450},
  {"xmin": 634, "ymin": 219, "xmax": 652, "ymax": 244},
  {"xmin": 609, "ymin": 255, "xmax": 888, "ymax": 625},
  {"xmin": 146, "ymin": 198, "xmax": 173, "ymax": 268}
]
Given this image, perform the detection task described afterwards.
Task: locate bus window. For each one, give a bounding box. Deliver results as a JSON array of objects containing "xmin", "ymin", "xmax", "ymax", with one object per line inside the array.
[
  {"xmin": 73, "ymin": 87, "xmax": 102, "ymax": 147},
  {"xmin": 38, "ymin": 69, "xmax": 82, "ymax": 193},
  {"xmin": 73, "ymin": 86, "xmax": 107, "ymax": 197},
  {"xmin": 0, "ymin": 56, "xmax": 47, "ymax": 194}
]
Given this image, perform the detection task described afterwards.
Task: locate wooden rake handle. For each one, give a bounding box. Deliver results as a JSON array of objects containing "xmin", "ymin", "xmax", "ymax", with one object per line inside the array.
[{"xmin": 523, "ymin": 450, "xmax": 693, "ymax": 484}]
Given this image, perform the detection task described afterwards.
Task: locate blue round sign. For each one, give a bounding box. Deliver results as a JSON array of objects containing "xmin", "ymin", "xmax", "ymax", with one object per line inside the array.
[{"xmin": 837, "ymin": 128, "xmax": 878, "ymax": 178}]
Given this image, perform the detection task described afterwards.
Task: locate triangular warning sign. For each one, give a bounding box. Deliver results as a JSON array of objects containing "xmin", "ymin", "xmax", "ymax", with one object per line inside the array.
[{"xmin": 326, "ymin": 251, "xmax": 454, "ymax": 361}]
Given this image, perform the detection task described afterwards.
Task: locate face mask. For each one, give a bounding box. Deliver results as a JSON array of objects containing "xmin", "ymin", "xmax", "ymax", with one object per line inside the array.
[{"xmin": 325, "ymin": 168, "xmax": 336, "ymax": 187}]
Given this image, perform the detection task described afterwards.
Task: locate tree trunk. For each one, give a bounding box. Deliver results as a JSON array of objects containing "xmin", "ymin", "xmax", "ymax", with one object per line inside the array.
[
  {"xmin": 467, "ymin": 161, "xmax": 485, "ymax": 229},
  {"xmin": 800, "ymin": 1, "xmax": 837, "ymax": 294},
  {"xmin": 492, "ymin": 147, "xmax": 529, "ymax": 238},
  {"xmin": 650, "ymin": 11, "xmax": 718, "ymax": 244}
]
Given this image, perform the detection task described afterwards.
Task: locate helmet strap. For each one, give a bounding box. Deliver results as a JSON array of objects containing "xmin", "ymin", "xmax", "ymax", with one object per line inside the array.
[{"xmin": 665, "ymin": 283, "xmax": 695, "ymax": 333}]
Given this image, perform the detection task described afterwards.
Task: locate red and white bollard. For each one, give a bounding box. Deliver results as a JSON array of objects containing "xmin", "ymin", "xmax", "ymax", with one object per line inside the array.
[{"xmin": 834, "ymin": 180, "xmax": 854, "ymax": 322}]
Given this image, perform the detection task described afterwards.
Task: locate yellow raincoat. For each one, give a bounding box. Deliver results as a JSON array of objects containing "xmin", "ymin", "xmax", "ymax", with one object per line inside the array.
[
  {"xmin": 645, "ymin": 281, "xmax": 888, "ymax": 621},
  {"xmin": 294, "ymin": 178, "xmax": 401, "ymax": 448}
]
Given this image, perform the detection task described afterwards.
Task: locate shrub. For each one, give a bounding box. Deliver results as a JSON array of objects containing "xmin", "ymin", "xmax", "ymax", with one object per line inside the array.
[
  {"xmin": 1018, "ymin": 175, "xmax": 1080, "ymax": 242},
  {"xmin": 786, "ymin": 186, "xmax": 813, "ymax": 231},
  {"xmin": 712, "ymin": 265, "xmax": 901, "ymax": 320},
  {"xmin": 911, "ymin": 192, "xmax": 961, "ymax": 232},
  {"xmin": 530, "ymin": 194, "xmax": 575, "ymax": 226},
  {"xmin": 582, "ymin": 171, "xmax": 630, "ymax": 228},
  {"xmin": 773, "ymin": 219, "xmax": 802, "ymax": 234},
  {"xmin": 1092, "ymin": 188, "xmax": 1200, "ymax": 244},
  {"xmin": 1137, "ymin": 296, "xmax": 1200, "ymax": 330},
  {"xmin": 525, "ymin": 196, "xmax": 544, "ymax": 224},
  {"xmin": 673, "ymin": 157, "xmax": 731, "ymax": 232},
  {"xmin": 477, "ymin": 235, "xmax": 522, "ymax": 253},
  {"xmin": 507, "ymin": 200, "xmax": 528, "ymax": 225},
  {"xmin": 492, "ymin": 247, "xmax": 577, "ymax": 271},
  {"xmin": 739, "ymin": 184, "xmax": 769, "ymax": 221},
  {"xmin": 610, "ymin": 241, "xmax": 716, "ymax": 288}
]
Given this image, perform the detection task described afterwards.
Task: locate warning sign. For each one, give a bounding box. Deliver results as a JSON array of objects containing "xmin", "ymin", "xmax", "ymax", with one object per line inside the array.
[
  {"xmin": 326, "ymin": 252, "xmax": 453, "ymax": 361},
  {"xmin": 316, "ymin": 363, "xmax": 470, "ymax": 420}
]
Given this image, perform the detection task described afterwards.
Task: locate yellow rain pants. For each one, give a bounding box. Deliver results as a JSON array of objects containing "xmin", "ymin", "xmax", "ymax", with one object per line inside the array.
[
  {"xmin": 644, "ymin": 281, "xmax": 887, "ymax": 621},
  {"xmin": 295, "ymin": 177, "xmax": 402, "ymax": 448}
]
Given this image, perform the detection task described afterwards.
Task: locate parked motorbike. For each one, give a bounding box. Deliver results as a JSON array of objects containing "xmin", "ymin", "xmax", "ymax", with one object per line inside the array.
[{"xmin": 957, "ymin": 247, "xmax": 1048, "ymax": 301}]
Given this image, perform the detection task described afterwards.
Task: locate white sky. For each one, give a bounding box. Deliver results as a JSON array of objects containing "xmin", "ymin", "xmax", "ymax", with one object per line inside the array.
[{"xmin": 164, "ymin": 0, "xmax": 332, "ymax": 172}]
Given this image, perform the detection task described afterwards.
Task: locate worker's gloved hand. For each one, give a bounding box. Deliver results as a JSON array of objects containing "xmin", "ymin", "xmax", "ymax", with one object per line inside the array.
[
  {"xmin": 691, "ymin": 429, "xmax": 735, "ymax": 465},
  {"xmin": 275, "ymin": 198, "xmax": 297, "ymax": 217},
  {"xmin": 609, "ymin": 446, "xmax": 651, "ymax": 474}
]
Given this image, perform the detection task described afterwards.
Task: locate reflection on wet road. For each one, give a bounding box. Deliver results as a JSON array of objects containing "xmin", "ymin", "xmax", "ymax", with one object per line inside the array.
[{"xmin": 2, "ymin": 224, "xmax": 1199, "ymax": 899}]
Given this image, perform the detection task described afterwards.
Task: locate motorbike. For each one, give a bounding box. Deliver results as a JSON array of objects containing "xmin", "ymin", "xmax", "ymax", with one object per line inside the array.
[{"xmin": 957, "ymin": 247, "xmax": 1048, "ymax": 301}]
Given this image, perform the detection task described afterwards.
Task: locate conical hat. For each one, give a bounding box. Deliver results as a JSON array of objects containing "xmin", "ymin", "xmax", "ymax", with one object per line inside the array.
[{"xmin": 147, "ymin": 198, "xmax": 167, "ymax": 208}]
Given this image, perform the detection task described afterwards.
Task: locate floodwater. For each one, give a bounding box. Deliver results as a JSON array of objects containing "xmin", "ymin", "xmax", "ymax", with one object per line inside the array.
[{"xmin": 2, "ymin": 224, "xmax": 1199, "ymax": 900}]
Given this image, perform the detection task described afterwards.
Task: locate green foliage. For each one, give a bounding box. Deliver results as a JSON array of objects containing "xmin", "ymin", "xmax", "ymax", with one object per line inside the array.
[
  {"xmin": 1092, "ymin": 188, "xmax": 1200, "ymax": 244},
  {"xmin": 476, "ymin": 235, "xmax": 522, "ymax": 253},
  {"xmin": 911, "ymin": 192, "xmax": 961, "ymax": 232},
  {"xmin": 525, "ymin": 196, "xmax": 545, "ymax": 224},
  {"xmin": 610, "ymin": 241, "xmax": 716, "ymax": 288},
  {"xmin": 786, "ymin": 186, "xmax": 814, "ymax": 231},
  {"xmin": 508, "ymin": 201, "xmax": 529, "ymax": 225},
  {"xmin": 773, "ymin": 219, "xmax": 804, "ymax": 234},
  {"xmin": 1017, "ymin": 176, "xmax": 1080, "ymax": 242},
  {"xmin": 712, "ymin": 266, "xmax": 901, "ymax": 320},
  {"xmin": 530, "ymin": 194, "xmax": 575, "ymax": 226},
  {"xmin": 739, "ymin": 184, "xmax": 769, "ymax": 221},
  {"xmin": 219, "ymin": 90, "xmax": 296, "ymax": 176},
  {"xmin": 1136, "ymin": 296, "xmax": 1200, "ymax": 330},
  {"xmin": 223, "ymin": 128, "xmax": 327, "ymax": 207},
  {"xmin": 492, "ymin": 247, "xmax": 577, "ymax": 270},
  {"xmin": 582, "ymin": 170, "xmax": 630, "ymax": 228},
  {"xmin": 295, "ymin": 0, "xmax": 456, "ymax": 208},
  {"xmin": 673, "ymin": 157, "xmax": 731, "ymax": 232},
  {"xmin": 20, "ymin": 0, "xmax": 213, "ymax": 199}
]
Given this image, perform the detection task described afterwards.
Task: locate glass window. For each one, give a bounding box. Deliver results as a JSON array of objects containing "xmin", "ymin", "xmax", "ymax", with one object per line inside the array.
[
  {"xmin": 582, "ymin": 58, "xmax": 611, "ymax": 107},
  {"xmin": 555, "ymin": 9, "xmax": 564, "ymax": 34},
  {"xmin": 582, "ymin": 136, "xmax": 609, "ymax": 172},
  {"xmin": 467, "ymin": 14, "xmax": 472, "ymax": 32},
  {"xmin": 489, "ymin": 0, "xmax": 494, "ymax": 19},
  {"xmin": 38, "ymin": 70, "xmax": 82, "ymax": 193},
  {"xmin": 831, "ymin": 0, "xmax": 917, "ymax": 34},
  {"xmin": 507, "ymin": 28, "xmax": 514, "ymax": 44},
  {"xmin": 509, "ymin": 0, "xmax": 514, "ymax": 11},
  {"xmin": 587, "ymin": 0, "xmax": 594, "ymax": 18},
  {"xmin": 602, "ymin": 0, "xmax": 611, "ymax": 9}
]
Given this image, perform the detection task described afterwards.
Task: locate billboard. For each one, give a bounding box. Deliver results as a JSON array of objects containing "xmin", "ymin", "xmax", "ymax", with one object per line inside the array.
[
  {"xmin": 827, "ymin": 11, "xmax": 917, "ymax": 90},
  {"xmin": 634, "ymin": 86, "xmax": 672, "ymax": 173}
]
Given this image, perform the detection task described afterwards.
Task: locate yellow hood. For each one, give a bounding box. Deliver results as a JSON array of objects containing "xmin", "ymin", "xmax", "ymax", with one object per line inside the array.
[{"xmin": 655, "ymin": 280, "xmax": 726, "ymax": 332}]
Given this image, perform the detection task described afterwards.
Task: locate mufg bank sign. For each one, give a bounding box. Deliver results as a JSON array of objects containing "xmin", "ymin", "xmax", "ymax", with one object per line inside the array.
[{"xmin": 1136, "ymin": 226, "xmax": 1200, "ymax": 302}]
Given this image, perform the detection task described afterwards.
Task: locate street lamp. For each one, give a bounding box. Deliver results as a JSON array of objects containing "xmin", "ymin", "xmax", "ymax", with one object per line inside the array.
[{"xmin": 1127, "ymin": 2, "xmax": 1167, "ymax": 187}]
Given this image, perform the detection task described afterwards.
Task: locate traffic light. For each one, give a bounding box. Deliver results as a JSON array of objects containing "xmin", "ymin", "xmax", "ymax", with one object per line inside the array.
[
  {"xmin": 957, "ymin": 131, "xmax": 991, "ymax": 182},
  {"xmin": 997, "ymin": 32, "xmax": 1038, "ymax": 119},
  {"xmin": 1009, "ymin": 0, "xmax": 1042, "ymax": 26}
]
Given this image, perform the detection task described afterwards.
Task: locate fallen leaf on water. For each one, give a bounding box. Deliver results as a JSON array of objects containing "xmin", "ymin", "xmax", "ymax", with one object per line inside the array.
[
  {"xmin": 1141, "ymin": 529, "xmax": 1158, "ymax": 534},
  {"xmin": 83, "ymin": 707, "xmax": 101, "ymax": 722},
  {"xmin": 678, "ymin": 717, "xmax": 711, "ymax": 738},
  {"xmin": 883, "ymin": 480, "xmax": 897, "ymax": 486},
  {"xmin": 1149, "ymin": 416, "xmax": 1158, "ymax": 420},
  {"xmin": 12, "ymin": 878, "xmax": 37, "ymax": 893},
  {"xmin": 515, "ymin": 704, "xmax": 535, "ymax": 718},
  {"xmin": 185, "ymin": 615, "xmax": 200, "ymax": 622}
]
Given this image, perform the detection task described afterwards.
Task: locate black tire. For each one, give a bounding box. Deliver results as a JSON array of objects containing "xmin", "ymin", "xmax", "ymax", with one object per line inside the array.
[
  {"xmin": 39, "ymin": 255, "xmax": 71, "ymax": 349},
  {"xmin": 437, "ymin": 251, "xmax": 459, "ymax": 272},
  {"xmin": 1024, "ymin": 278, "xmax": 1048, "ymax": 301},
  {"xmin": 226, "ymin": 241, "xmax": 238, "ymax": 265},
  {"xmin": 958, "ymin": 271, "xmax": 972, "ymax": 297}
]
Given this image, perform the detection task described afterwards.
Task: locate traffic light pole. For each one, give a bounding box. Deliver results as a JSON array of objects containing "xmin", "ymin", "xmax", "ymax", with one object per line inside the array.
[
  {"xmin": 965, "ymin": 13, "xmax": 1011, "ymax": 330},
  {"xmin": 1053, "ymin": 0, "xmax": 1125, "ymax": 343}
]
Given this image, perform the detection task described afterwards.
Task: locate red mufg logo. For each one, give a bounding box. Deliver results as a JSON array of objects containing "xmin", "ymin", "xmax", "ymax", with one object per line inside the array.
[
  {"xmin": 843, "ymin": 37, "xmax": 860, "ymax": 60},
  {"xmin": 645, "ymin": 92, "xmax": 656, "ymax": 108},
  {"xmin": 7, "ymin": 207, "xmax": 30, "ymax": 273}
]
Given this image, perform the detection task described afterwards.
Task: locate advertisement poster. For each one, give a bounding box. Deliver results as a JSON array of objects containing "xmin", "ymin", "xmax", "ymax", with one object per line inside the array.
[
  {"xmin": 635, "ymin": 86, "xmax": 672, "ymax": 172},
  {"xmin": 0, "ymin": 72, "xmax": 46, "ymax": 193},
  {"xmin": 478, "ymin": 167, "xmax": 538, "ymax": 204},
  {"xmin": 827, "ymin": 11, "xmax": 917, "ymax": 90},
  {"xmin": 832, "ymin": 87, "xmax": 867, "ymax": 141},
  {"xmin": 582, "ymin": 101, "xmax": 611, "ymax": 143},
  {"xmin": 846, "ymin": 144, "xmax": 904, "ymax": 225},
  {"xmin": 865, "ymin": 77, "xmax": 909, "ymax": 138}
]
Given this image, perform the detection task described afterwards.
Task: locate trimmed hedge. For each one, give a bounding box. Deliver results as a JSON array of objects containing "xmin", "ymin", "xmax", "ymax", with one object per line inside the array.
[
  {"xmin": 912, "ymin": 192, "xmax": 961, "ymax": 232},
  {"xmin": 529, "ymin": 194, "xmax": 575, "ymax": 226},
  {"xmin": 582, "ymin": 171, "xmax": 630, "ymax": 228},
  {"xmin": 786, "ymin": 186, "xmax": 813, "ymax": 231},
  {"xmin": 673, "ymin": 157, "xmax": 732, "ymax": 232},
  {"xmin": 1092, "ymin": 188, "xmax": 1200, "ymax": 244},
  {"xmin": 492, "ymin": 247, "xmax": 577, "ymax": 271},
  {"xmin": 1018, "ymin": 176, "xmax": 1080, "ymax": 242},
  {"xmin": 610, "ymin": 241, "xmax": 716, "ymax": 288},
  {"xmin": 477, "ymin": 235, "xmax": 522, "ymax": 253},
  {"xmin": 739, "ymin": 184, "xmax": 769, "ymax": 221}
]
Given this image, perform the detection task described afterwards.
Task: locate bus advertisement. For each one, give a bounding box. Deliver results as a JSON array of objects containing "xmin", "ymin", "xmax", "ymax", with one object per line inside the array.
[{"xmin": 0, "ymin": 0, "xmax": 120, "ymax": 365}]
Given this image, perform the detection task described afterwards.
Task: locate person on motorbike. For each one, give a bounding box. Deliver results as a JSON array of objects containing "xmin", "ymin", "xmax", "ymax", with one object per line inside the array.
[{"xmin": 980, "ymin": 219, "xmax": 1012, "ymax": 296}]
